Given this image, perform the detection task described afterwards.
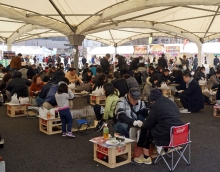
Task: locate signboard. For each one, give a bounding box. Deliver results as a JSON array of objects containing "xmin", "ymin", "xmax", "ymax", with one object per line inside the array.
[
  {"xmin": 133, "ymin": 46, "xmax": 147, "ymax": 55},
  {"xmin": 3, "ymin": 51, "xmax": 16, "ymax": 59},
  {"xmin": 165, "ymin": 46, "xmax": 180, "ymax": 53},
  {"xmin": 150, "ymin": 44, "xmax": 165, "ymax": 55}
]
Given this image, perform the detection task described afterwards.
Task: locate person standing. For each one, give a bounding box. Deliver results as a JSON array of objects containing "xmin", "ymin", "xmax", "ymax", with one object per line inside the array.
[
  {"xmin": 82, "ymin": 56, "xmax": 87, "ymax": 65},
  {"xmin": 64, "ymin": 56, "xmax": 69, "ymax": 67},
  {"xmin": 214, "ymin": 55, "xmax": 219, "ymax": 67},
  {"xmin": 55, "ymin": 83, "xmax": 75, "ymax": 137},
  {"xmin": 100, "ymin": 54, "xmax": 110, "ymax": 75},
  {"xmin": 115, "ymin": 54, "xmax": 127, "ymax": 77},
  {"xmin": 10, "ymin": 53, "xmax": 22, "ymax": 72},
  {"xmin": 193, "ymin": 54, "xmax": 198, "ymax": 71},
  {"xmin": 158, "ymin": 54, "xmax": 168, "ymax": 69}
]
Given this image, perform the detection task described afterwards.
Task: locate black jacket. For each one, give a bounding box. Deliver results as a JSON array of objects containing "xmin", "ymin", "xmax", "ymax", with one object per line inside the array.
[
  {"xmin": 181, "ymin": 79, "xmax": 204, "ymax": 112},
  {"xmin": 149, "ymin": 72, "xmax": 159, "ymax": 88},
  {"xmin": 0, "ymin": 80, "xmax": 7, "ymax": 94},
  {"xmin": 64, "ymin": 57, "xmax": 68, "ymax": 66},
  {"xmin": 216, "ymin": 84, "xmax": 220, "ymax": 100},
  {"xmin": 111, "ymin": 78, "xmax": 129, "ymax": 97},
  {"xmin": 129, "ymin": 58, "xmax": 139, "ymax": 71},
  {"xmin": 38, "ymin": 82, "xmax": 54, "ymax": 99},
  {"xmin": 100, "ymin": 58, "xmax": 110, "ymax": 74},
  {"xmin": 116, "ymin": 56, "xmax": 127, "ymax": 70},
  {"xmin": 6, "ymin": 72, "xmax": 32, "ymax": 98},
  {"xmin": 194, "ymin": 71, "xmax": 205, "ymax": 82},
  {"xmin": 52, "ymin": 70, "xmax": 65, "ymax": 84},
  {"xmin": 27, "ymin": 67, "xmax": 36, "ymax": 79},
  {"xmin": 158, "ymin": 57, "xmax": 168, "ymax": 69},
  {"xmin": 172, "ymin": 76, "xmax": 186, "ymax": 91},
  {"xmin": 157, "ymin": 74, "xmax": 171, "ymax": 87},
  {"xmin": 142, "ymin": 96, "xmax": 183, "ymax": 144}
]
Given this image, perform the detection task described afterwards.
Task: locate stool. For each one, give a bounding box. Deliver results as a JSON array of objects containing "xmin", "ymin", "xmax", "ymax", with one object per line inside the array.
[
  {"xmin": 213, "ymin": 106, "xmax": 220, "ymax": 118},
  {"xmin": 76, "ymin": 119, "xmax": 91, "ymax": 135}
]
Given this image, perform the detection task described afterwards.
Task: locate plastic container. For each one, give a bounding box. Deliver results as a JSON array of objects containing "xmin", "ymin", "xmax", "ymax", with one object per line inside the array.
[{"xmin": 103, "ymin": 124, "xmax": 109, "ymax": 140}]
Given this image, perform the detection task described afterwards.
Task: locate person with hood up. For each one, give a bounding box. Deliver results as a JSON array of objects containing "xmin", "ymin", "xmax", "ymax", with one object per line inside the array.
[{"xmin": 6, "ymin": 71, "xmax": 32, "ymax": 101}]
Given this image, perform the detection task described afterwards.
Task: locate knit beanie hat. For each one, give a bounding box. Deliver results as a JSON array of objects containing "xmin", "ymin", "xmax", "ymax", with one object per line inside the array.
[{"xmin": 150, "ymin": 89, "xmax": 162, "ymax": 102}]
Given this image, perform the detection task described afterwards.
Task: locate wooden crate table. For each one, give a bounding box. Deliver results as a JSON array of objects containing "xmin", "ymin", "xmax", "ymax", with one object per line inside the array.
[
  {"xmin": 6, "ymin": 103, "xmax": 29, "ymax": 117},
  {"xmin": 90, "ymin": 94, "xmax": 106, "ymax": 106},
  {"xmin": 158, "ymin": 87, "xmax": 172, "ymax": 97},
  {"xmin": 90, "ymin": 137, "xmax": 134, "ymax": 168},
  {"xmin": 38, "ymin": 116, "xmax": 62, "ymax": 135}
]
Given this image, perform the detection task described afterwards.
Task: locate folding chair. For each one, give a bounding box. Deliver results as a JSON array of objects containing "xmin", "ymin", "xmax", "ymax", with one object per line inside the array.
[
  {"xmin": 154, "ymin": 123, "xmax": 191, "ymax": 172},
  {"xmin": 75, "ymin": 119, "xmax": 91, "ymax": 135}
]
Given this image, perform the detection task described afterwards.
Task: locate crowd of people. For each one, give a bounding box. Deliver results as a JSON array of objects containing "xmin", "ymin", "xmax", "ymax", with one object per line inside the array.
[{"xmin": 1, "ymin": 52, "xmax": 220, "ymax": 165}]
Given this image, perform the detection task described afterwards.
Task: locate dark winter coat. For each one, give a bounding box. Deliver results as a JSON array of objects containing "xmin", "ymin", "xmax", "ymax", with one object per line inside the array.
[
  {"xmin": 214, "ymin": 57, "xmax": 220, "ymax": 66},
  {"xmin": 158, "ymin": 57, "xmax": 168, "ymax": 69},
  {"xmin": 142, "ymin": 96, "xmax": 183, "ymax": 145},
  {"xmin": 100, "ymin": 58, "xmax": 110, "ymax": 74},
  {"xmin": 6, "ymin": 72, "xmax": 32, "ymax": 98},
  {"xmin": 116, "ymin": 56, "xmax": 127, "ymax": 70},
  {"xmin": 129, "ymin": 58, "xmax": 139, "ymax": 71},
  {"xmin": 38, "ymin": 81, "xmax": 54, "ymax": 99},
  {"xmin": 180, "ymin": 79, "xmax": 204, "ymax": 112},
  {"xmin": 111, "ymin": 78, "xmax": 129, "ymax": 97}
]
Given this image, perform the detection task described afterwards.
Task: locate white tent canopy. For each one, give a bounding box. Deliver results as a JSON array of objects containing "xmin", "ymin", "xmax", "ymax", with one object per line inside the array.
[{"xmin": 1, "ymin": 46, "xmax": 53, "ymax": 55}]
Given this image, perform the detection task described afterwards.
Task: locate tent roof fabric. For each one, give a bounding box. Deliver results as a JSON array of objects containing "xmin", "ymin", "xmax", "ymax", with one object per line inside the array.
[{"xmin": 0, "ymin": 0, "xmax": 220, "ymax": 46}]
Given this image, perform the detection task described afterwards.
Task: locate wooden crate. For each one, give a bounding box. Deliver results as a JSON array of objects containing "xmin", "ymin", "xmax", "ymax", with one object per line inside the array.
[
  {"xmin": 213, "ymin": 106, "xmax": 220, "ymax": 118},
  {"xmin": 93, "ymin": 142, "xmax": 132, "ymax": 168},
  {"xmin": 39, "ymin": 117, "xmax": 62, "ymax": 135},
  {"xmin": 7, "ymin": 105, "xmax": 27, "ymax": 117},
  {"xmin": 161, "ymin": 88, "xmax": 171, "ymax": 97},
  {"xmin": 90, "ymin": 95, "xmax": 106, "ymax": 105}
]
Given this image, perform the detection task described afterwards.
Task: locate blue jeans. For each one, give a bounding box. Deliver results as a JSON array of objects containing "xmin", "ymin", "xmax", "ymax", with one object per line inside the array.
[
  {"xmin": 114, "ymin": 115, "xmax": 146, "ymax": 138},
  {"xmin": 59, "ymin": 108, "xmax": 72, "ymax": 133},
  {"xmin": 36, "ymin": 96, "xmax": 45, "ymax": 107}
]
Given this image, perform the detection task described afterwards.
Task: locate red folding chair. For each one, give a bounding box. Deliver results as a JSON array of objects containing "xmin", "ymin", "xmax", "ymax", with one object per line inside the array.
[{"xmin": 154, "ymin": 123, "xmax": 191, "ymax": 171}]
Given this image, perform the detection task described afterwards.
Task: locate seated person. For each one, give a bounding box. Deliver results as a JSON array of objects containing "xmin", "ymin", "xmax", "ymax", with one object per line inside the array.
[
  {"xmin": 148, "ymin": 66, "xmax": 159, "ymax": 88},
  {"xmin": 0, "ymin": 73, "xmax": 11, "ymax": 94},
  {"xmin": 179, "ymin": 71, "xmax": 204, "ymax": 113},
  {"xmin": 171, "ymin": 70, "xmax": 186, "ymax": 91},
  {"xmin": 92, "ymin": 67, "xmax": 102, "ymax": 84},
  {"xmin": 52, "ymin": 68, "xmax": 65, "ymax": 84},
  {"xmin": 0, "ymin": 64, "xmax": 5, "ymax": 73},
  {"xmin": 90, "ymin": 65, "xmax": 97, "ymax": 76},
  {"xmin": 157, "ymin": 69, "xmax": 171, "ymax": 87},
  {"xmin": 114, "ymin": 88, "xmax": 148, "ymax": 138},
  {"xmin": 43, "ymin": 77, "xmax": 71, "ymax": 109},
  {"xmin": 27, "ymin": 64, "xmax": 37, "ymax": 79},
  {"xmin": 19, "ymin": 66, "xmax": 28, "ymax": 79},
  {"xmin": 37, "ymin": 63, "xmax": 43, "ymax": 73},
  {"xmin": 30, "ymin": 75, "xmax": 44, "ymax": 96},
  {"xmin": 65, "ymin": 68, "xmax": 83, "ymax": 83},
  {"xmin": 2, "ymin": 68, "xmax": 9, "ymax": 76},
  {"xmin": 194, "ymin": 66, "xmax": 205, "ymax": 82},
  {"xmin": 207, "ymin": 71, "xmax": 220, "ymax": 89},
  {"xmin": 134, "ymin": 89, "xmax": 183, "ymax": 164},
  {"xmin": 46, "ymin": 66, "xmax": 56, "ymax": 79},
  {"xmin": 111, "ymin": 71, "xmax": 129, "ymax": 97},
  {"xmin": 94, "ymin": 83, "xmax": 119, "ymax": 131},
  {"xmin": 36, "ymin": 76, "xmax": 53, "ymax": 107},
  {"xmin": 82, "ymin": 70, "xmax": 92, "ymax": 83},
  {"xmin": 82, "ymin": 63, "xmax": 89, "ymax": 71},
  {"xmin": 206, "ymin": 65, "xmax": 215, "ymax": 80},
  {"xmin": 92, "ymin": 74, "xmax": 107, "ymax": 91},
  {"xmin": 123, "ymin": 74, "xmax": 139, "ymax": 90},
  {"xmin": 6, "ymin": 71, "xmax": 32, "ymax": 101}
]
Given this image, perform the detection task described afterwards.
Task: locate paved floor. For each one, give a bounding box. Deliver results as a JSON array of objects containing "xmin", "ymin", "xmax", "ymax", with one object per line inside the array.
[{"xmin": 0, "ymin": 105, "xmax": 220, "ymax": 172}]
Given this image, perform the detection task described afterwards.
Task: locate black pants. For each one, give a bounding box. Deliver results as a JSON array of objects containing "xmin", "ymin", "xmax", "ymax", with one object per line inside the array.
[
  {"xmin": 93, "ymin": 104, "xmax": 102, "ymax": 120},
  {"xmin": 137, "ymin": 128, "xmax": 153, "ymax": 149},
  {"xmin": 178, "ymin": 93, "xmax": 188, "ymax": 109}
]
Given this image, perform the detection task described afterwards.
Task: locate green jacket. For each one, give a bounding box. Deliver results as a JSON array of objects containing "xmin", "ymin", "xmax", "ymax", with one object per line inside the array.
[{"xmin": 103, "ymin": 91, "xmax": 119, "ymax": 120}]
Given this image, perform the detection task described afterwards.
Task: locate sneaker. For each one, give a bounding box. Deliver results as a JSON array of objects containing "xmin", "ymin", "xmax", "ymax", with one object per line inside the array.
[
  {"xmin": 66, "ymin": 132, "xmax": 76, "ymax": 138},
  {"xmin": 62, "ymin": 132, "xmax": 66, "ymax": 137},
  {"xmin": 134, "ymin": 156, "xmax": 152, "ymax": 165},
  {"xmin": 96, "ymin": 121, "xmax": 105, "ymax": 132},
  {"xmin": 180, "ymin": 109, "xmax": 191, "ymax": 113}
]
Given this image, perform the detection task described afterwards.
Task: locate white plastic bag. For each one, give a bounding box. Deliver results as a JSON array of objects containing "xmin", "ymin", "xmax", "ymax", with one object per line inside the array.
[
  {"xmin": 199, "ymin": 80, "xmax": 206, "ymax": 85},
  {"xmin": 39, "ymin": 107, "xmax": 48, "ymax": 118},
  {"xmin": 92, "ymin": 86, "xmax": 103, "ymax": 96},
  {"xmin": 19, "ymin": 97, "xmax": 29, "ymax": 104},
  {"xmin": 11, "ymin": 94, "xmax": 20, "ymax": 104},
  {"xmin": 68, "ymin": 83, "xmax": 76, "ymax": 90},
  {"xmin": 161, "ymin": 83, "xmax": 168, "ymax": 89}
]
